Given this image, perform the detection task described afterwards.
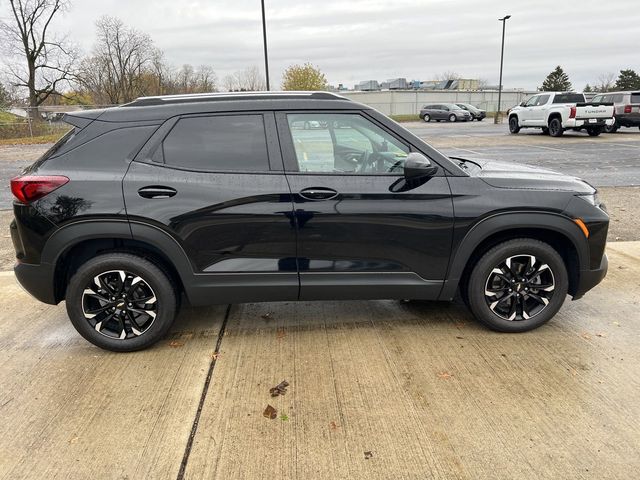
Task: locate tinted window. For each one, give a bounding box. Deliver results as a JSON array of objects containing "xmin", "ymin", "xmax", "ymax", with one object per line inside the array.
[
  {"xmin": 524, "ymin": 96, "xmax": 538, "ymax": 107},
  {"xmin": 631, "ymin": 93, "xmax": 640, "ymax": 104},
  {"xmin": 552, "ymin": 93, "xmax": 584, "ymax": 104},
  {"xmin": 591, "ymin": 95, "xmax": 604, "ymax": 103},
  {"xmin": 163, "ymin": 115, "xmax": 269, "ymax": 171},
  {"xmin": 612, "ymin": 94, "xmax": 624, "ymax": 103},
  {"xmin": 536, "ymin": 95, "xmax": 550, "ymax": 106},
  {"xmin": 287, "ymin": 113, "xmax": 409, "ymax": 174}
]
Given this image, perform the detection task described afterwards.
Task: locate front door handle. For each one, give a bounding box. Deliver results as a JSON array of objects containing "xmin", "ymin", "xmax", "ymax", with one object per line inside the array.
[
  {"xmin": 299, "ymin": 187, "xmax": 339, "ymax": 201},
  {"xmin": 137, "ymin": 186, "xmax": 177, "ymax": 199}
]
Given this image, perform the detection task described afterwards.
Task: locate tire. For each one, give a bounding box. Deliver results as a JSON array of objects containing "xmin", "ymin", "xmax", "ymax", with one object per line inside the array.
[
  {"xmin": 604, "ymin": 123, "xmax": 618, "ymax": 134},
  {"xmin": 548, "ymin": 117, "xmax": 564, "ymax": 137},
  {"xmin": 477, "ymin": 118, "xmax": 483, "ymax": 122},
  {"xmin": 66, "ymin": 253, "xmax": 178, "ymax": 351},
  {"xmin": 466, "ymin": 239, "xmax": 568, "ymax": 333},
  {"xmin": 508, "ymin": 116, "xmax": 520, "ymax": 134},
  {"xmin": 423, "ymin": 114, "xmax": 431, "ymax": 122},
  {"xmin": 541, "ymin": 127, "xmax": 549, "ymax": 135},
  {"xmin": 449, "ymin": 114, "xmax": 457, "ymax": 122},
  {"xmin": 587, "ymin": 127, "xmax": 602, "ymax": 137}
]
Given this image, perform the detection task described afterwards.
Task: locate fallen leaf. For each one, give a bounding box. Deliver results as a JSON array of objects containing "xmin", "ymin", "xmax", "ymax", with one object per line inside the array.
[
  {"xmin": 364, "ymin": 451, "xmax": 373, "ymax": 460},
  {"xmin": 68, "ymin": 435, "xmax": 79, "ymax": 444},
  {"xmin": 169, "ymin": 340, "xmax": 184, "ymax": 348},
  {"xmin": 211, "ymin": 352, "xmax": 219, "ymax": 360},
  {"xmin": 276, "ymin": 328, "xmax": 286, "ymax": 340},
  {"xmin": 263, "ymin": 404, "xmax": 277, "ymax": 420},
  {"xmin": 269, "ymin": 380, "xmax": 290, "ymax": 397},
  {"xmin": 437, "ymin": 371, "xmax": 453, "ymax": 380},
  {"xmin": 455, "ymin": 336, "xmax": 464, "ymax": 340},
  {"xmin": 329, "ymin": 421, "xmax": 340, "ymax": 431}
]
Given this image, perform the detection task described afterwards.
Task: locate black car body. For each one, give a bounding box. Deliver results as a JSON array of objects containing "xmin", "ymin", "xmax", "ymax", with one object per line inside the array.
[
  {"xmin": 456, "ymin": 103, "xmax": 487, "ymax": 121},
  {"xmin": 10, "ymin": 92, "xmax": 609, "ymax": 351}
]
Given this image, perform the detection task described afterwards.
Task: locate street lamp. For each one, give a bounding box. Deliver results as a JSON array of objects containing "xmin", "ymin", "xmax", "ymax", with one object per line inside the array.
[
  {"xmin": 495, "ymin": 14, "xmax": 511, "ymax": 124},
  {"xmin": 261, "ymin": 0, "xmax": 270, "ymax": 90}
]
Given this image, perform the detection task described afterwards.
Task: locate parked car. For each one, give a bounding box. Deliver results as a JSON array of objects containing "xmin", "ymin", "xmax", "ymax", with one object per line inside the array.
[
  {"xmin": 456, "ymin": 103, "xmax": 486, "ymax": 121},
  {"xmin": 508, "ymin": 92, "xmax": 614, "ymax": 137},
  {"xmin": 10, "ymin": 92, "xmax": 608, "ymax": 351},
  {"xmin": 420, "ymin": 103, "xmax": 472, "ymax": 122},
  {"xmin": 590, "ymin": 91, "xmax": 640, "ymax": 133}
]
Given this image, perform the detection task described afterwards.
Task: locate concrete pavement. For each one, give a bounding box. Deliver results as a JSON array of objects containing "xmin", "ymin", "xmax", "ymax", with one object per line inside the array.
[{"xmin": 1, "ymin": 243, "xmax": 639, "ymax": 479}]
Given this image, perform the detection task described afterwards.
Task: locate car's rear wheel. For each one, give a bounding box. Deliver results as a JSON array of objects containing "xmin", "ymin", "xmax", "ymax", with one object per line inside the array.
[
  {"xmin": 467, "ymin": 239, "xmax": 568, "ymax": 332},
  {"xmin": 548, "ymin": 118, "xmax": 564, "ymax": 137},
  {"xmin": 604, "ymin": 122, "xmax": 618, "ymax": 134},
  {"xmin": 423, "ymin": 114, "xmax": 431, "ymax": 122},
  {"xmin": 587, "ymin": 126, "xmax": 602, "ymax": 137},
  {"xmin": 508, "ymin": 116, "xmax": 520, "ymax": 134},
  {"xmin": 66, "ymin": 253, "xmax": 178, "ymax": 351}
]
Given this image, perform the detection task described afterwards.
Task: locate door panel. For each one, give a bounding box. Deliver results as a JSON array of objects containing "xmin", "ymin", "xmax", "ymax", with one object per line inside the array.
[
  {"xmin": 276, "ymin": 111, "xmax": 454, "ymax": 301},
  {"xmin": 124, "ymin": 112, "xmax": 298, "ymax": 304}
]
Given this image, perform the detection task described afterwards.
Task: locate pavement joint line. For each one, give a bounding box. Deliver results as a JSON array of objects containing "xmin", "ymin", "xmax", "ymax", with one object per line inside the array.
[
  {"xmin": 529, "ymin": 145, "xmax": 570, "ymax": 153},
  {"xmin": 176, "ymin": 303, "xmax": 232, "ymax": 480},
  {"xmin": 453, "ymin": 146, "xmax": 483, "ymax": 155}
]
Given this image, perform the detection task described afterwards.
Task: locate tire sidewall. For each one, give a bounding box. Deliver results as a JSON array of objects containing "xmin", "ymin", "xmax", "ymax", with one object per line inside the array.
[
  {"xmin": 509, "ymin": 116, "xmax": 519, "ymax": 133},
  {"xmin": 66, "ymin": 253, "xmax": 177, "ymax": 351},
  {"xmin": 423, "ymin": 114, "xmax": 430, "ymax": 122},
  {"xmin": 467, "ymin": 239, "xmax": 568, "ymax": 332},
  {"xmin": 549, "ymin": 118, "xmax": 563, "ymax": 137},
  {"xmin": 449, "ymin": 114, "xmax": 457, "ymax": 122}
]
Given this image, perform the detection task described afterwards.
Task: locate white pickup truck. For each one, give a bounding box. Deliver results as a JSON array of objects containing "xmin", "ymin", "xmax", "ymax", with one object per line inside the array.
[{"xmin": 508, "ymin": 92, "xmax": 614, "ymax": 137}]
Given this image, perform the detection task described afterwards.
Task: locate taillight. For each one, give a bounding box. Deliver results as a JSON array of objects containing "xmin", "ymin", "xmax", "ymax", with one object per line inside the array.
[
  {"xmin": 569, "ymin": 106, "xmax": 577, "ymax": 119},
  {"xmin": 10, "ymin": 175, "xmax": 69, "ymax": 204},
  {"xmin": 624, "ymin": 105, "xmax": 632, "ymax": 114}
]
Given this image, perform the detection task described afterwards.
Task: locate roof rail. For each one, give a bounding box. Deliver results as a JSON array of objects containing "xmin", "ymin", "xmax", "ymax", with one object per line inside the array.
[{"xmin": 124, "ymin": 91, "xmax": 348, "ymax": 107}]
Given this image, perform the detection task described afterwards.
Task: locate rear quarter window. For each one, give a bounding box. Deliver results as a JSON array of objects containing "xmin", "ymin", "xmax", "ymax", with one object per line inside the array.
[{"xmin": 630, "ymin": 93, "xmax": 640, "ymax": 104}]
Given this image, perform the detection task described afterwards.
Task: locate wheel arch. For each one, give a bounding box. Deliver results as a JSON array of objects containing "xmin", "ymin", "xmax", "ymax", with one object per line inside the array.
[
  {"xmin": 43, "ymin": 220, "xmax": 193, "ymax": 303},
  {"xmin": 547, "ymin": 112, "xmax": 563, "ymax": 125},
  {"xmin": 439, "ymin": 212, "xmax": 588, "ymax": 301}
]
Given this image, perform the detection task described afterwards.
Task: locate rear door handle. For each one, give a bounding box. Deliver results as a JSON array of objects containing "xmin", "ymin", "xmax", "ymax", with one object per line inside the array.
[
  {"xmin": 137, "ymin": 186, "xmax": 177, "ymax": 199},
  {"xmin": 299, "ymin": 187, "xmax": 339, "ymax": 201}
]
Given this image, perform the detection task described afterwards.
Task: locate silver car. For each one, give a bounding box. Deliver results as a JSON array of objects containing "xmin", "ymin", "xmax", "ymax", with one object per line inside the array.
[
  {"xmin": 590, "ymin": 91, "xmax": 640, "ymax": 133},
  {"xmin": 420, "ymin": 103, "xmax": 472, "ymax": 122}
]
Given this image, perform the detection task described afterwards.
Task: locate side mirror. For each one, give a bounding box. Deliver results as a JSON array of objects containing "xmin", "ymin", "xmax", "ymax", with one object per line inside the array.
[
  {"xmin": 404, "ymin": 152, "xmax": 438, "ymax": 180},
  {"xmin": 519, "ymin": 101, "xmax": 526, "ymax": 107}
]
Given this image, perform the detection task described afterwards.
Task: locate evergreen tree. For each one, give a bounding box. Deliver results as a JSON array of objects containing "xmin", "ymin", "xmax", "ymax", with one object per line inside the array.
[
  {"xmin": 540, "ymin": 66, "xmax": 572, "ymax": 91},
  {"xmin": 615, "ymin": 69, "xmax": 640, "ymax": 91},
  {"xmin": 583, "ymin": 84, "xmax": 592, "ymax": 93}
]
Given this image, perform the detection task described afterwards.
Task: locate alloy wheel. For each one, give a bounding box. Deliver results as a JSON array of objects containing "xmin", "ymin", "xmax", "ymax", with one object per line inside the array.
[
  {"xmin": 81, "ymin": 270, "xmax": 158, "ymax": 339},
  {"xmin": 483, "ymin": 254, "xmax": 555, "ymax": 321}
]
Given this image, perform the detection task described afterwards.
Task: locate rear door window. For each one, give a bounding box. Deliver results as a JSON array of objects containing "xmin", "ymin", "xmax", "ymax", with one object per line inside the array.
[{"xmin": 162, "ymin": 114, "xmax": 269, "ymax": 172}]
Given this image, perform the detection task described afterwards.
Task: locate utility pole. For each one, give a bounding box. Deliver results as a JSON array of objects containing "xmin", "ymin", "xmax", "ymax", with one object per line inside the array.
[
  {"xmin": 495, "ymin": 15, "xmax": 511, "ymax": 123},
  {"xmin": 261, "ymin": 0, "xmax": 270, "ymax": 90}
]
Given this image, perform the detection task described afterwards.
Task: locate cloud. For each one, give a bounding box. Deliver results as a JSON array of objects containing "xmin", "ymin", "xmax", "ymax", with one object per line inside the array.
[{"xmin": 43, "ymin": 0, "xmax": 639, "ymax": 90}]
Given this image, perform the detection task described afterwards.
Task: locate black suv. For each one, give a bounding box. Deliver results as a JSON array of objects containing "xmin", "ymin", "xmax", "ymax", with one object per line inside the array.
[{"xmin": 10, "ymin": 92, "xmax": 609, "ymax": 351}]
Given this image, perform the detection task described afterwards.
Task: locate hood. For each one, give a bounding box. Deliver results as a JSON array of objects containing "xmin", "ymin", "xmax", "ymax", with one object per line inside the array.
[{"xmin": 457, "ymin": 158, "xmax": 595, "ymax": 194}]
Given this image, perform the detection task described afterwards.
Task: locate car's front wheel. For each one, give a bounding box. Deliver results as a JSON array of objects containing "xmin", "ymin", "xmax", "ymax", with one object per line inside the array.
[
  {"xmin": 449, "ymin": 114, "xmax": 457, "ymax": 122},
  {"xmin": 66, "ymin": 253, "xmax": 178, "ymax": 351},
  {"xmin": 466, "ymin": 239, "xmax": 568, "ymax": 332},
  {"xmin": 508, "ymin": 116, "xmax": 520, "ymax": 134}
]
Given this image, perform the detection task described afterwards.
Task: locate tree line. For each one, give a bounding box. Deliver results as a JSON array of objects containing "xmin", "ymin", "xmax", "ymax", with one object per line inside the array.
[
  {"xmin": 0, "ymin": 0, "xmax": 328, "ymax": 116},
  {"xmin": 540, "ymin": 66, "xmax": 640, "ymax": 92}
]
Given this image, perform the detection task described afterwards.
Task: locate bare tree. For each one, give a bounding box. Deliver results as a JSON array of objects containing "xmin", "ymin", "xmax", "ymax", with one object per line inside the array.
[
  {"xmin": 0, "ymin": 0, "xmax": 78, "ymax": 116},
  {"xmin": 78, "ymin": 16, "xmax": 156, "ymax": 104},
  {"xmin": 234, "ymin": 66, "xmax": 266, "ymax": 91},
  {"xmin": 436, "ymin": 71, "xmax": 460, "ymax": 81},
  {"xmin": 595, "ymin": 72, "xmax": 617, "ymax": 92},
  {"xmin": 222, "ymin": 74, "xmax": 237, "ymax": 92}
]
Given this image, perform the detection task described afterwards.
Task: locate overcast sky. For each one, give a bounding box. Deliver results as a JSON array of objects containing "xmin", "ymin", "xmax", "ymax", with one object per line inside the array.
[{"xmin": 43, "ymin": 0, "xmax": 639, "ymax": 90}]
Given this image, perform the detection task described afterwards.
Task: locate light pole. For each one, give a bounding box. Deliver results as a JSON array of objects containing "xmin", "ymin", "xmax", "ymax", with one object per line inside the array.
[
  {"xmin": 261, "ymin": 0, "xmax": 270, "ymax": 90},
  {"xmin": 495, "ymin": 14, "xmax": 511, "ymax": 124}
]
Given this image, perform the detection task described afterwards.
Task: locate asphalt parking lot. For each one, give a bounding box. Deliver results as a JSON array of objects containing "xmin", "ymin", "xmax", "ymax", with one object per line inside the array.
[
  {"xmin": 1, "ymin": 125, "xmax": 640, "ymax": 479},
  {"xmin": 406, "ymin": 120, "xmax": 640, "ymax": 187}
]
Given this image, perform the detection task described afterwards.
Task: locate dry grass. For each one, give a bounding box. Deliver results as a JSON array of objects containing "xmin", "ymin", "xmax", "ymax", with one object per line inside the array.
[{"xmin": 0, "ymin": 133, "xmax": 62, "ymax": 146}]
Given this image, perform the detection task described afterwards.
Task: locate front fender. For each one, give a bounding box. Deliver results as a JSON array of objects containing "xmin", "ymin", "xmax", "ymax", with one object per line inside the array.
[{"xmin": 438, "ymin": 211, "xmax": 589, "ymax": 300}]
